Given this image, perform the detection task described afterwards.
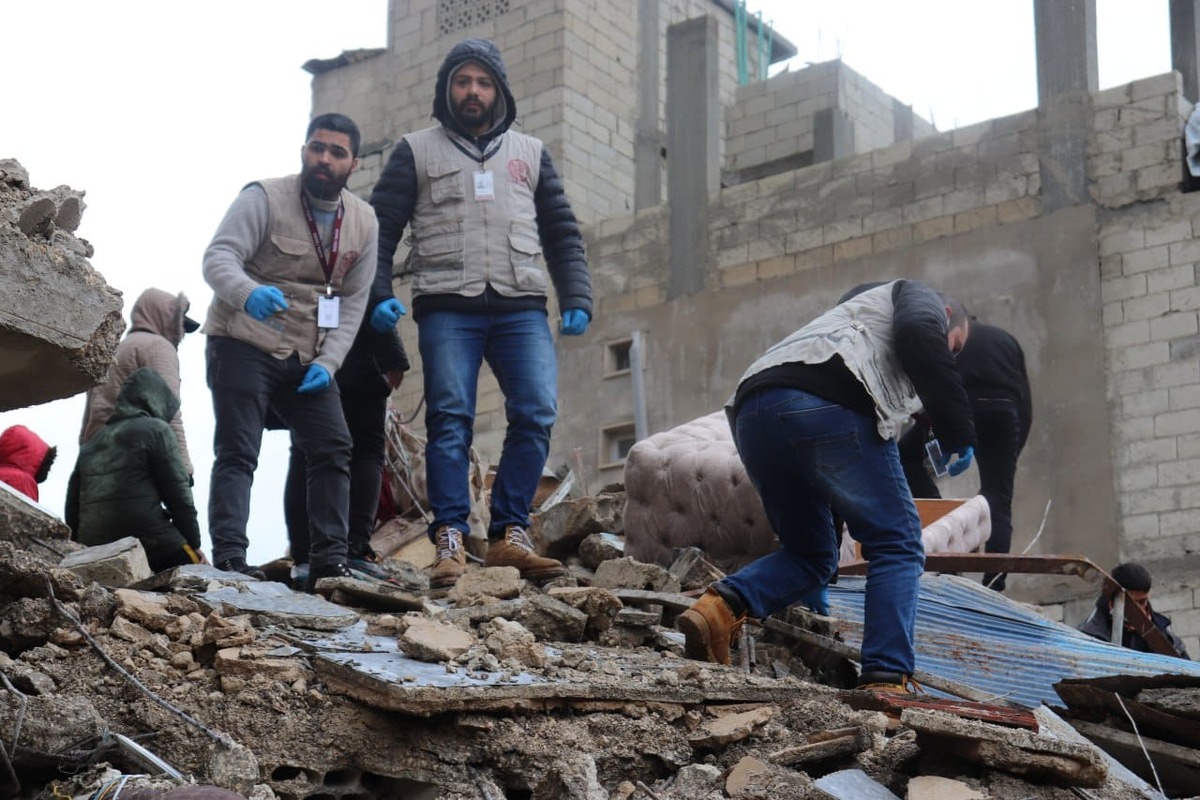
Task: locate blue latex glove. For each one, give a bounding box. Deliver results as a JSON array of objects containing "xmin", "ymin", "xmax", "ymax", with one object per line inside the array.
[
  {"xmin": 369, "ymin": 298, "xmax": 407, "ymax": 332},
  {"xmin": 244, "ymin": 286, "xmax": 288, "ymax": 320},
  {"xmin": 944, "ymin": 445, "xmax": 975, "ymax": 477},
  {"xmin": 297, "ymin": 364, "xmax": 331, "ymax": 394},
  {"xmin": 561, "ymin": 308, "xmax": 589, "ymax": 336},
  {"xmin": 799, "ymin": 585, "xmax": 830, "ymax": 616}
]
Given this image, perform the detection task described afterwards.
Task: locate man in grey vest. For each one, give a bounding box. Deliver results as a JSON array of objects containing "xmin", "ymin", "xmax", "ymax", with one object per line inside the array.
[
  {"xmin": 677, "ymin": 281, "xmax": 976, "ymax": 692},
  {"xmin": 201, "ymin": 113, "xmax": 379, "ymax": 592},
  {"xmin": 370, "ymin": 38, "xmax": 593, "ymax": 588}
]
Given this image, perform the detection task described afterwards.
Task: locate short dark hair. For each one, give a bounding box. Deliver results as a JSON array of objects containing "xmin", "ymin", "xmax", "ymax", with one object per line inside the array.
[
  {"xmin": 939, "ymin": 294, "xmax": 969, "ymax": 331},
  {"xmin": 306, "ymin": 113, "xmax": 361, "ymax": 157},
  {"xmin": 1111, "ymin": 562, "xmax": 1152, "ymax": 593}
]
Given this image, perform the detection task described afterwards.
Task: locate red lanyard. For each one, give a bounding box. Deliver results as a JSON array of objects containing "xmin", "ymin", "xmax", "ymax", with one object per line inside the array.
[{"xmin": 300, "ymin": 193, "xmax": 344, "ymax": 293}]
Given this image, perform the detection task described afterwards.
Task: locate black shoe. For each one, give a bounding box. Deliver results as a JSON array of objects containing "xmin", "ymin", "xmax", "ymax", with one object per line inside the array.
[
  {"xmin": 304, "ymin": 561, "xmax": 353, "ymax": 594},
  {"xmin": 216, "ymin": 557, "xmax": 266, "ymax": 580}
]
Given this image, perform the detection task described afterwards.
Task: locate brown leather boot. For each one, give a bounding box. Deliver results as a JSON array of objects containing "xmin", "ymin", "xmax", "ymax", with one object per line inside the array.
[
  {"xmin": 856, "ymin": 671, "xmax": 922, "ymax": 694},
  {"xmin": 429, "ymin": 526, "xmax": 467, "ymax": 588},
  {"xmin": 677, "ymin": 588, "xmax": 746, "ymax": 665},
  {"xmin": 484, "ymin": 525, "xmax": 564, "ymax": 579}
]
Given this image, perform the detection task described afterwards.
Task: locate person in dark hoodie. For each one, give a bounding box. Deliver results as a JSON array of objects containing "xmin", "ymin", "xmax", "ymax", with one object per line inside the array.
[
  {"xmin": 1077, "ymin": 562, "xmax": 1190, "ymax": 659},
  {"xmin": 281, "ymin": 312, "xmax": 410, "ymax": 588},
  {"xmin": 369, "ymin": 38, "xmax": 593, "ymax": 589},
  {"xmin": 677, "ymin": 281, "xmax": 976, "ymax": 693},
  {"xmin": 0, "ymin": 425, "xmax": 56, "ymax": 502},
  {"xmin": 66, "ymin": 367, "xmax": 204, "ymax": 573},
  {"xmin": 897, "ymin": 319, "xmax": 1032, "ymax": 592},
  {"xmin": 80, "ymin": 287, "xmax": 200, "ymax": 477}
]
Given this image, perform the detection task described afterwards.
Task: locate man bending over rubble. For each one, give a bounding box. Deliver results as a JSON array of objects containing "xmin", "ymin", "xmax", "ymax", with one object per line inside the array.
[{"xmin": 678, "ymin": 280, "xmax": 976, "ymax": 692}]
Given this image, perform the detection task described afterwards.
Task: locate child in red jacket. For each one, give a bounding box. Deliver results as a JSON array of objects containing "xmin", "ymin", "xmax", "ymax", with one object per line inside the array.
[{"xmin": 0, "ymin": 425, "xmax": 56, "ymax": 501}]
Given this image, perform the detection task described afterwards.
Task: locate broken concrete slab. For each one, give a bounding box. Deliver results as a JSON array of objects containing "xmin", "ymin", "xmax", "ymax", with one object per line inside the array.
[
  {"xmin": 547, "ymin": 587, "xmax": 622, "ymax": 636},
  {"xmin": 317, "ymin": 576, "xmax": 424, "ymax": 612},
  {"xmin": 60, "ymin": 538, "xmax": 153, "ymax": 588},
  {"xmin": 214, "ymin": 646, "xmax": 313, "ymax": 684},
  {"xmin": 194, "ymin": 581, "xmax": 359, "ymax": 631},
  {"xmin": 1068, "ymin": 717, "xmax": 1200, "ymax": 797},
  {"xmin": 688, "ymin": 705, "xmax": 774, "ymax": 750},
  {"xmin": 0, "ymin": 481, "xmax": 73, "ymax": 553},
  {"xmin": 0, "ymin": 160, "xmax": 124, "ymax": 410},
  {"xmin": 902, "ymin": 708, "xmax": 1107, "ymax": 787},
  {"xmin": 0, "ymin": 540, "xmax": 83, "ymax": 601}
]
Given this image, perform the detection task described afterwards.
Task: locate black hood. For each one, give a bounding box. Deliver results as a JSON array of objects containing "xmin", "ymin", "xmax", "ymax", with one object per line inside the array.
[{"xmin": 433, "ymin": 38, "xmax": 517, "ymax": 139}]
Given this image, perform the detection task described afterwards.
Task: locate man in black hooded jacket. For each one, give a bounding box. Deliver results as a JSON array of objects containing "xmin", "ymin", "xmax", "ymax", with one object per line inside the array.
[{"xmin": 369, "ymin": 38, "xmax": 593, "ymax": 589}]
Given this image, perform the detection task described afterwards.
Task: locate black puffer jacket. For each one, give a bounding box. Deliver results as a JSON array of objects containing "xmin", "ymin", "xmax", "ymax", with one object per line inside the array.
[
  {"xmin": 370, "ymin": 38, "xmax": 591, "ymax": 321},
  {"xmin": 65, "ymin": 367, "xmax": 200, "ymax": 566}
]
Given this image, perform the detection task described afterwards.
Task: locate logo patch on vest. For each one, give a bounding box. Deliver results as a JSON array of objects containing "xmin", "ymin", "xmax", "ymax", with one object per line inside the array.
[
  {"xmin": 508, "ymin": 158, "xmax": 531, "ymax": 187},
  {"xmin": 339, "ymin": 250, "xmax": 360, "ymax": 276}
]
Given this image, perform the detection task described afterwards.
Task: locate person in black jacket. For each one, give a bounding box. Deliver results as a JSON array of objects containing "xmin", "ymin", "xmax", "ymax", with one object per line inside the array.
[
  {"xmin": 898, "ymin": 320, "xmax": 1032, "ymax": 592},
  {"xmin": 678, "ymin": 281, "xmax": 975, "ymax": 692},
  {"xmin": 1077, "ymin": 562, "xmax": 1190, "ymax": 659},
  {"xmin": 281, "ymin": 315, "xmax": 410, "ymax": 587},
  {"xmin": 369, "ymin": 38, "xmax": 593, "ymax": 589},
  {"xmin": 66, "ymin": 368, "xmax": 204, "ymax": 572}
]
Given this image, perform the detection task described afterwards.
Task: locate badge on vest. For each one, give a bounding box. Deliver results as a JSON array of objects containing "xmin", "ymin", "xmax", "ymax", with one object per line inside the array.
[
  {"xmin": 317, "ymin": 294, "xmax": 340, "ymax": 329},
  {"xmin": 473, "ymin": 170, "xmax": 495, "ymax": 201}
]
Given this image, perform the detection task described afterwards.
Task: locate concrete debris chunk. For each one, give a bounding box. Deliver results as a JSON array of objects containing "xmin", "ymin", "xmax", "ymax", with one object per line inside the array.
[
  {"xmin": 592, "ymin": 556, "xmax": 681, "ymax": 593},
  {"xmin": 812, "ymin": 768, "xmax": 902, "ymax": 799},
  {"xmin": 577, "ymin": 532, "xmax": 625, "ymax": 570},
  {"xmin": 516, "ymin": 593, "xmax": 588, "ymax": 642},
  {"xmin": 450, "ymin": 565, "xmax": 522, "ymax": 602},
  {"xmin": 688, "ymin": 705, "xmax": 774, "ymax": 750},
  {"xmin": 401, "ymin": 616, "xmax": 475, "ymax": 662},
  {"xmin": 60, "ymin": 538, "xmax": 154, "ymax": 588},
  {"xmin": 902, "ymin": 708, "xmax": 1108, "ymax": 788}
]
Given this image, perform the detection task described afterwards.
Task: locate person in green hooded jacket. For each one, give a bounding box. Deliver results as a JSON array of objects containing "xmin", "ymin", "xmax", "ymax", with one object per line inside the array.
[{"xmin": 66, "ymin": 367, "xmax": 205, "ymax": 572}]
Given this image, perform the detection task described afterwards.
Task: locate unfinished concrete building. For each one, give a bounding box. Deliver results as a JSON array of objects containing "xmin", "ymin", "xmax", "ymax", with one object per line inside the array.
[{"xmin": 309, "ymin": 0, "xmax": 1200, "ymax": 648}]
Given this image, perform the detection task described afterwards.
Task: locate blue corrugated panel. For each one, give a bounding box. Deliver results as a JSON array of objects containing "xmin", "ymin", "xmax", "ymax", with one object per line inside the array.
[{"xmin": 822, "ymin": 573, "xmax": 1200, "ymax": 709}]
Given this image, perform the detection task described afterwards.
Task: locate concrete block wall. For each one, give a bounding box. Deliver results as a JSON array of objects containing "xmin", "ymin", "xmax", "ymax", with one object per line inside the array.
[
  {"xmin": 1091, "ymin": 72, "xmax": 1200, "ymax": 635},
  {"xmin": 724, "ymin": 60, "xmax": 938, "ymax": 177}
]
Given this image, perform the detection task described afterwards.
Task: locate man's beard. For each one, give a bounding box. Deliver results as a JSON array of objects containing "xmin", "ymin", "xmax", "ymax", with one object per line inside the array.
[
  {"xmin": 302, "ymin": 165, "xmax": 347, "ymax": 201},
  {"xmin": 454, "ymin": 96, "xmax": 494, "ymax": 132}
]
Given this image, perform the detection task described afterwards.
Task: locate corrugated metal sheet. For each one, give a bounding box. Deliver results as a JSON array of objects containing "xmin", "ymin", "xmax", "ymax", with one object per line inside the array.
[{"xmin": 822, "ymin": 573, "xmax": 1200, "ymax": 709}]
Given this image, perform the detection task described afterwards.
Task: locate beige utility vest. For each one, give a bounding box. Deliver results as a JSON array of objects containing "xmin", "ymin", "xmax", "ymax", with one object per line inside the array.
[
  {"xmin": 207, "ymin": 175, "xmax": 375, "ymax": 363},
  {"xmin": 726, "ymin": 281, "xmax": 926, "ymax": 441},
  {"xmin": 403, "ymin": 125, "xmax": 546, "ymax": 299}
]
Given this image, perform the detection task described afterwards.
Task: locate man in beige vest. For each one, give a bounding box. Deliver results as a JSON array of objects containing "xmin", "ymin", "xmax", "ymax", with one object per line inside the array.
[
  {"xmin": 370, "ymin": 39, "xmax": 593, "ymax": 588},
  {"xmin": 200, "ymin": 112, "xmax": 379, "ymax": 592}
]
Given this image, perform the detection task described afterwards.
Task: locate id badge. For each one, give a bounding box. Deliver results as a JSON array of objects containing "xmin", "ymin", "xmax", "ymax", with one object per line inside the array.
[
  {"xmin": 473, "ymin": 170, "xmax": 495, "ymax": 201},
  {"xmin": 317, "ymin": 294, "xmax": 340, "ymax": 329}
]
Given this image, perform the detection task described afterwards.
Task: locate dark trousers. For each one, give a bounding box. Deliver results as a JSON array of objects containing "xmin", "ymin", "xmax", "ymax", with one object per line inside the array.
[
  {"xmin": 206, "ymin": 336, "xmax": 352, "ymax": 568},
  {"xmin": 284, "ymin": 382, "xmax": 387, "ymax": 564},
  {"xmin": 899, "ymin": 399, "xmax": 1024, "ymax": 591}
]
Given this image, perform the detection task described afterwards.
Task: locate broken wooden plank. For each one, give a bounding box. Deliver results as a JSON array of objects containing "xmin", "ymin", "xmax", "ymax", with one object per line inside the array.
[{"xmin": 768, "ymin": 726, "xmax": 870, "ymax": 766}]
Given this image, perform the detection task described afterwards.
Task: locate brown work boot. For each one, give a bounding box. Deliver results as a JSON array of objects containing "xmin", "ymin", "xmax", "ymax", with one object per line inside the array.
[
  {"xmin": 856, "ymin": 671, "xmax": 922, "ymax": 694},
  {"xmin": 484, "ymin": 525, "xmax": 564, "ymax": 579},
  {"xmin": 429, "ymin": 526, "xmax": 467, "ymax": 588},
  {"xmin": 677, "ymin": 588, "xmax": 747, "ymax": 665}
]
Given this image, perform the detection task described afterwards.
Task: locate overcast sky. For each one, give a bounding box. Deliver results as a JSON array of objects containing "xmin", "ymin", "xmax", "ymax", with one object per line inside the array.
[{"xmin": 0, "ymin": 0, "xmax": 1174, "ymax": 566}]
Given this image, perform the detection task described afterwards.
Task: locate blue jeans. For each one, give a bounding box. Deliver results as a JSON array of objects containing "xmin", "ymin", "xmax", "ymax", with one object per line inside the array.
[
  {"xmin": 721, "ymin": 387, "xmax": 925, "ymax": 676},
  {"xmin": 206, "ymin": 336, "xmax": 352, "ymax": 568},
  {"xmin": 418, "ymin": 310, "xmax": 557, "ymax": 538}
]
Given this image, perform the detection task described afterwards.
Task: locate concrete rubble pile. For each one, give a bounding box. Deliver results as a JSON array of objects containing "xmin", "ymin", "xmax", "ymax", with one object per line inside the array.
[{"xmin": 0, "ymin": 505, "xmax": 1161, "ymax": 800}]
